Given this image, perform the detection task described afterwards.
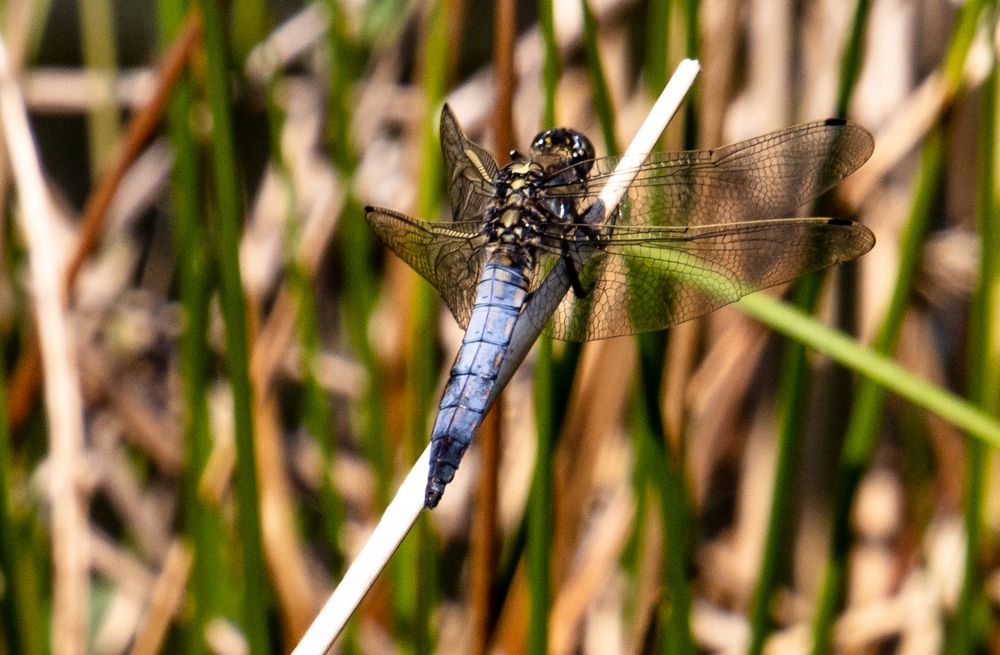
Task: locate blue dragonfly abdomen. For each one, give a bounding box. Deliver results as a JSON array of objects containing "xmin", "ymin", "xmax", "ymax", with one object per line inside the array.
[{"xmin": 425, "ymin": 252, "xmax": 531, "ymax": 508}]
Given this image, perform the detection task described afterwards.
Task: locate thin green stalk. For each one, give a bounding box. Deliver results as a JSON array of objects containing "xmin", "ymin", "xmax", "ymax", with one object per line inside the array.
[
  {"xmin": 812, "ymin": 132, "xmax": 946, "ymax": 654},
  {"xmin": 0, "ymin": 331, "xmax": 42, "ymax": 655},
  {"xmin": 77, "ymin": 0, "xmax": 120, "ymax": 178},
  {"xmin": 323, "ymin": 0, "xmax": 391, "ymax": 509},
  {"xmin": 747, "ymin": 3, "xmax": 873, "ymax": 651},
  {"xmin": 947, "ymin": 35, "xmax": 999, "ymax": 654},
  {"xmin": 745, "ymin": 279, "xmax": 818, "ymax": 655},
  {"xmin": 339, "ymin": 214, "xmax": 389, "ymax": 509},
  {"xmin": 660, "ymin": 10, "xmax": 699, "ymax": 652},
  {"xmin": 326, "ymin": 0, "xmax": 357, "ymax": 173},
  {"xmin": 737, "ymin": 292, "xmax": 1000, "ymax": 447},
  {"xmin": 538, "ymin": 0, "xmax": 559, "ymax": 128},
  {"xmin": 644, "ymin": 0, "xmax": 669, "ymax": 95},
  {"xmin": 529, "ymin": 334, "xmax": 581, "ymax": 655},
  {"xmin": 809, "ymin": 132, "xmax": 951, "ymax": 655},
  {"xmin": 157, "ymin": 4, "xmax": 228, "ymax": 654},
  {"xmin": 528, "ymin": 337, "xmax": 555, "ymax": 655},
  {"xmin": 645, "ymin": 7, "xmax": 699, "ymax": 650},
  {"xmin": 391, "ymin": 3, "xmax": 448, "ymax": 653},
  {"xmin": 0, "ymin": 368, "xmax": 21, "ymax": 655},
  {"xmin": 0, "ymin": 153, "xmax": 45, "ymax": 655},
  {"xmin": 581, "ymin": 5, "xmax": 698, "ymax": 652},
  {"xmin": 807, "ymin": 3, "xmax": 988, "ymax": 649},
  {"xmin": 678, "ymin": 0, "xmax": 698, "ymax": 144},
  {"xmin": 833, "ymin": 0, "xmax": 872, "ymax": 118},
  {"xmin": 196, "ymin": 1, "xmax": 271, "ymax": 651},
  {"xmin": 262, "ymin": 80, "xmax": 344, "ymax": 571},
  {"xmin": 527, "ymin": 3, "xmax": 561, "ymax": 653},
  {"xmin": 635, "ymin": 2, "xmax": 672, "ymax": 645},
  {"xmin": 635, "ymin": 333, "xmax": 695, "ymax": 655},
  {"xmin": 228, "ymin": 0, "xmax": 268, "ymax": 62},
  {"xmin": 579, "ymin": 0, "xmax": 616, "ymax": 155}
]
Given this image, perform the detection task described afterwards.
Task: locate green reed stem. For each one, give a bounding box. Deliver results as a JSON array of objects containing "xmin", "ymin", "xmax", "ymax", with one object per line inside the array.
[
  {"xmin": 747, "ymin": 2, "xmax": 873, "ymax": 650},
  {"xmin": 539, "ymin": 0, "xmax": 559, "ymax": 128},
  {"xmin": 157, "ymin": 4, "xmax": 230, "ymax": 653},
  {"xmin": 635, "ymin": 332, "xmax": 696, "ymax": 655},
  {"xmin": 390, "ymin": 3, "xmax": 449, "ymax": 653},
  {"xmin": 0, "ymin": 353, "xmax": 19, "ymax": 655},
  {"xmin": 196, "ymin": 1, "xmax": 271, "ymax": 651},
  {"xmin": 833, "ymin": 0, "xmax": 872, "ymax": 118},
  {"xmin": 582, "ymin": 5, "xmax": 698, "ymax": 651},
  {"xmin": 745, "ymin": 280, "xmax": 819, "ymax": 655},
  {"xmin": 323, "ymin": 0, "xmax": 391, "ymax": 509},
  {"xmin": 947, "ymin": 31, "xmax": 998, "ymax": 653},
  {"xmin": 738, "ymin": 291, "xmax": 1000, "ymax": 446},
  {"xmin": 661, "ymin": 10, "xmax": 699, "ymax": 652},
  {"xmin": 229, "ymin": 0, "xmax": 268, "ymax": 61},
  {"xmin": 263, "ymin": 80, "xmax": 344, "ymax": 571},
  {"xmin": 579, "ymin": 0, "xmax": 616, "ymax": 156},
  {"xmin": 645, "ymin": 0, "xmax": 670, "ymax": 94},
  {"xmin": 807, "ymin": 2, "xmax": 988, "ymax": 649},
  {"xmin": 678, "ymin": 0, "xmax": 699, "ymax": 143},
  {"xmin": 527, "ymin": 4, "xmax": 563, "ymax": 653},
  {"xmin": 0, "ymin": 329, "xmax": 42, "ymax": 655},
  {"xmin": 649, "ymin": 10, "xmax": 699, "ymax": 651},
  {"xmin": 809, "ymin": 130, "xmax": 947, "ymax": 655},
  {"xmin": 77, "ymin": 0, "xmax": 120, "ymax": 178}
]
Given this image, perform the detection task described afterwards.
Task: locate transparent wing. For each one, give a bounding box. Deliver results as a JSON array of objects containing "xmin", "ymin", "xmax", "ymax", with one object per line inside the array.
[
  {"xmin": 528, "ymin": 217, "xmax": 875, "ymax": 340},
  {"xmin": 440, "ymin": 104, "xmax": 499, "ymax": 223},
  {"xmin": 546, "ymin": 119, "xmax": 874, "ymax": 228},
  {"xmin": 365, "ymin": 206, "xmax": 488, "ymax": 327}
]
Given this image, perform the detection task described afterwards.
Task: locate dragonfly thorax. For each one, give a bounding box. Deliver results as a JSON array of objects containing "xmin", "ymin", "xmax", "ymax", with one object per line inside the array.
[{"xmin": 486, "ymin": 161, "xmax": 553, "ymax": 249}]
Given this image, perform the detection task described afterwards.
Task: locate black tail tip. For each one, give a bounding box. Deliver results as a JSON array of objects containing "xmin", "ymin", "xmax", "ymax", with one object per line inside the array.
[{"xmin": 424, "ymin": 480, "xmax": 445, "ymax": 509}]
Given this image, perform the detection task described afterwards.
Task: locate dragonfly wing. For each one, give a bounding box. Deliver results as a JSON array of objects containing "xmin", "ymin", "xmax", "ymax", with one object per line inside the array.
[
  {"xmin": 534, "ymin": 218, "xmax": 874, "ymax": 341},
  {"xmin": 440, "ymin": 104, "xmax": 500, "ymax": 222},
  {"xmin": 550, "ymin": 119, "xmax": 874, "ymax": 228},
  {"xmin": 365, "ymin": 206, "xmax": 488, "ymax": 328}
]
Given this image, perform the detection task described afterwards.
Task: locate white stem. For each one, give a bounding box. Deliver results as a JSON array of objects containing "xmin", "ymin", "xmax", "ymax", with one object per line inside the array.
[
  {"xmin": 292, "ymin": 447, "xmax": 429, "ymax": 655},
  {"xmin": 292, "ymin": 58, "xmax": 701, "ymax": 655},
  {"xmin": 596, "ymin": 58, "xmax": 701, "ymax": 216}
]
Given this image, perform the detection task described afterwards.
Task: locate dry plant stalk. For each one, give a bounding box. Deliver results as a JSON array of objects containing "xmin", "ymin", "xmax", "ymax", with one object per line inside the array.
[{"xmin": 0, "ymin": 34, "xmax": 90, "ymax": 655}]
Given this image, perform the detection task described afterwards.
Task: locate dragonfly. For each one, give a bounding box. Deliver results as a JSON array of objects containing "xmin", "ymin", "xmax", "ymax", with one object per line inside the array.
[{"xmin": 365, "ymin": 105, "xmax": 875, "ymax": 508}]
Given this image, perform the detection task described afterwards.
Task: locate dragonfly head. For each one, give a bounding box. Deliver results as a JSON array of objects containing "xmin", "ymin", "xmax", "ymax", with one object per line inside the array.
[{"xmin": 530, "ymin": 128, "xmax": 595, "ymax": 183}]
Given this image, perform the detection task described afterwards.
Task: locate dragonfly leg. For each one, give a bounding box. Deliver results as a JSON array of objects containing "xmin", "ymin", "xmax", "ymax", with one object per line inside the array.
[{"xmin": 562, "ymin": 255, "xmax": 590, "ymax": 298}]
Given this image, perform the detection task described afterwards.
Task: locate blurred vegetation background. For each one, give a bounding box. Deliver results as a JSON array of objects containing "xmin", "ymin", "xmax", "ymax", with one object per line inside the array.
[{"xmin": 0, "ymin": 0, "xmax": 997, "ymax": 653}]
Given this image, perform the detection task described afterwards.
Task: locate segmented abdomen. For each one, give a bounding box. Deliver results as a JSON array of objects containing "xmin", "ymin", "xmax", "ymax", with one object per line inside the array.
[{"xmin": 425, "ymin": 255, "xmax": 530, "ymax": 508}]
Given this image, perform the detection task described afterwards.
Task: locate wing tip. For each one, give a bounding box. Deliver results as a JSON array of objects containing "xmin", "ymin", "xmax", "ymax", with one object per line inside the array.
[
  {"xmin": 822, "ymin": 117, "xmax": 875, "ymax": 171},
  {"xmin": 440, "ymin": 103, "xmax": 458, "ymax": 136},
  {"xmin": 826, "ymin": 217, "xmax": 877, "ymax": 255}
]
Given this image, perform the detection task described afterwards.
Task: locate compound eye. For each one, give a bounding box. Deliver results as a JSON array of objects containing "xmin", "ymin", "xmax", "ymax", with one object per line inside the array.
[
  {"xmin": 529, "ymin": 130, "xmax": 556, "ymax": 155},
  {"xmin": 569, "ymin": 132, "xmax": 595, "ymax": 174}
]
